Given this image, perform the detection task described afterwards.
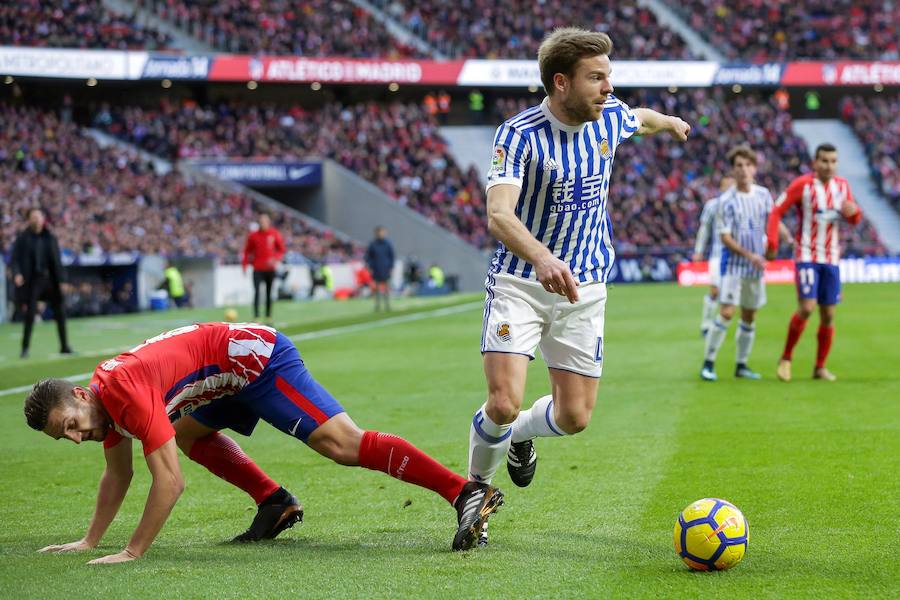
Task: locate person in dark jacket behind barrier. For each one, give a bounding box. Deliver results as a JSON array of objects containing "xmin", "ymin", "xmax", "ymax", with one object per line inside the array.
[
  {"xmin": 364, "ymin": 226, "xmax": 395, "ymax": 312},
  {"xmin": 11, "ymin": 207, "xmax": 73, "ymax": 359}
]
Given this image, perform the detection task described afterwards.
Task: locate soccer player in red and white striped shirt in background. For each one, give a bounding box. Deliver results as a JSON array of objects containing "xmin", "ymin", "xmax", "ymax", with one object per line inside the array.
[{"xmin": 766, "ymin": 144, "xmax": 862, "ymax": 382}]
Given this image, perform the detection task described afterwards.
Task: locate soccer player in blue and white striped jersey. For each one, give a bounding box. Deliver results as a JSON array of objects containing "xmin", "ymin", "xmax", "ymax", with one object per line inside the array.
[
  {"xmin": 693, "ymin": 175, "xmax": 735, "ymax": 337},
  {"xmin": 464, "ymin": 27, "xmax": 691, "ymax": 546},
  {"xmin": 700, "ymin": 145, "xmax": 774, "ymax": 381}
]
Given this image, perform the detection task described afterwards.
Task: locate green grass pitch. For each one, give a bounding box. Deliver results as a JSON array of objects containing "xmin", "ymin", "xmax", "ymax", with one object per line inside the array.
[{"xmin": 0, "ymin": 284, "xmax": 897, "ymax": 598}]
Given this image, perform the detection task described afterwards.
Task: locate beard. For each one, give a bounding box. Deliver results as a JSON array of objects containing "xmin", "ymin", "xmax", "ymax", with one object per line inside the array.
[{"xmin": 561, "ymin": 94, "xmax": 601, "ymax": 124}]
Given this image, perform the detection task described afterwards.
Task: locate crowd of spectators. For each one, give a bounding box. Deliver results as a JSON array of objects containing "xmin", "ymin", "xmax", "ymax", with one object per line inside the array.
[
  {"xmin": 841, "ymin": 95, "xmax": 900, "ymax": 210},
  {"xmin": 0, "ymin": 0, "xmax": 172, "ymax": 49},
  {"xmin": 494, "ymin": 89, "xmax": 885, "ymax": 256},
  {"xmin": 373, "ymin": 0, "xmax": 695, "ymax": 59},
  {"xmin": 96, "ymin": 90, "xmax": 886, "ymax": 256},
  {"xmin": 0, "ymin": 104, "xmax": 362, "ymax": 265},
  {"xmin": 671, "ymin": 0, "xmax": 899, "ymax": 61},
  {"xmin": 94, "ymin": 99, "xmax": 492, "ymax": 247},
  {"xmin": 137, "ymin": 0, "xmax": 421, "ymax": 57}
]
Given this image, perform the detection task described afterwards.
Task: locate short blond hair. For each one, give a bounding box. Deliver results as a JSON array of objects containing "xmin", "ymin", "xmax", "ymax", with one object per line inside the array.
[
  {"xmin": 538, "ymin": 27, "xmax": 613, "ymax": 96},
  {"xmin": 727, "ymin": 144, "xmax": 757, "ymax": 166}
]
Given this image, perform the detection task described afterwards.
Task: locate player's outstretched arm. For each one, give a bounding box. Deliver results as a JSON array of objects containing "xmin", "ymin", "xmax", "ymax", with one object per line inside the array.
[
  {"xmin": 487, "ymin": 184, "xmax": 579, "ymax": 303},
  {"xmin": 38, "ymin": 438, "xmax": 134, "ymax": 555},
  {"xmin": 88, "ymin": 437, "xmax": 183, "ymax": 564},
  {"xmin": 632, "ymin": 108, "xmax": 691, "ymax": 140}
]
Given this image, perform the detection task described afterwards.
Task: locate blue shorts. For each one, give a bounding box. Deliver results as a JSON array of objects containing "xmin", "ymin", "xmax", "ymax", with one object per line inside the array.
[
  {"xmin": 795, "ymin": 262, "xmax": 841, "ymax": 305},
  {"xmin": 189, "ymin": 333, "xmax": 345, "ymax": 442}
]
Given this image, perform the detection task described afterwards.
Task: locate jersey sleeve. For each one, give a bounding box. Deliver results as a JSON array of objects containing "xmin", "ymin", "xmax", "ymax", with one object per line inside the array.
[
  {"xmin": 767, "ymin": 177, "xmax": 803, "ymax": 252},
  {"xmin": 693, "ymin": 200, "xmax": 714, "ymax": 256},
  {"xmin": 486, "ymin": 122, "xmax": 531, "ymax": 191},
  {"xmin": 717, "ymin": 198, "xmax": 734, "ymax": 236},
  {"xmin": 104, "ymin": 373, "xmax": 175, "ymax": 456},
  {"xmin": 842, "ymin": 181, "xmax": 863, "ymax": 225},
  {"xmin": 605, "ymin": 95, "xmax": 641, "ymax": 144}
]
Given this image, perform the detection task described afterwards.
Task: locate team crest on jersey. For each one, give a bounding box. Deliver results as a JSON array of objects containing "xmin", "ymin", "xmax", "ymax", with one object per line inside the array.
[
  {"xmin": 598, "ymin": 138, "xmax": 612, "ymax": 159},
  {"xmin": 491, "ymin": 145, "xmax": 506, "ymax": 172},
  {"xmin": 496, "ymin": 322, "xmax": 512, "ymax": 343}
]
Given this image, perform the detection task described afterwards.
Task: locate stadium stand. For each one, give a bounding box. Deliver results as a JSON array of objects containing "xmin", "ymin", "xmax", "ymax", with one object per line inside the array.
[
  {"xmin": 371, "ymin": 0, "xmax": 696, "ymax": 59},
  {"xmin": 0, "ymin": 0, "xmax": 172, "ymax": 49},
  {"xmin": 137, "ymin": 0, "xmax": 422, "ymax": 56},
  {"xmin": 94, "ymin": 90, "xmax": 886, "ymax": 256},
  {"xmin": 495, "ymin": 89, "xmax": 886, "ymax": 256},
  {"xmin": 93, "ymin": 99, "xmax": 491, "ymax": 248},
  {"xmin": 0, "ymin": 104, "xmax": 362, "ymax": 264},
  {"xmin": 841, "ymin": 95, "xmax": 900, "ymax": 211},
  {"xmin": 670, "ymin": 0, "xmax": 900, "ymax": 61}
]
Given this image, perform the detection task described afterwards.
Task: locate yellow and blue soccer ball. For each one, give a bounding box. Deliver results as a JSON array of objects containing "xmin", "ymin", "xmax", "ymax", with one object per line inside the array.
[{"xmin": 674, "ymin": 498, "xmax": 749, "ymax": 571}]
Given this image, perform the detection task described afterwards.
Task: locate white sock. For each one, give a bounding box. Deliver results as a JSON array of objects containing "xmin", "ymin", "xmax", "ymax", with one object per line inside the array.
[
  {"xmin": 511, "ymin": 395, "xmax": 565, "ymax": 442},
  {"xmin": 736, "ymin": 320, "xmax": 756, "ymax": 365},
  {"xmin": 467, "ymin": 403, "xmax": 513, "ymax": 484},
  {"xmin": 701, "ymin": 294, "xmax": 717, "ymax": 332},
  {"xmin": 704, "ymin": 315, "xmax": 732, "ymax": 362}
]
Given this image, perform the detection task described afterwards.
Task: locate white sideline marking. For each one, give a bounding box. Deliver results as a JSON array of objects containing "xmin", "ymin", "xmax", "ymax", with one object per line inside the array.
[{"xmin": 0, "ymin": 302, "xmax": 481, "ymax": 397}]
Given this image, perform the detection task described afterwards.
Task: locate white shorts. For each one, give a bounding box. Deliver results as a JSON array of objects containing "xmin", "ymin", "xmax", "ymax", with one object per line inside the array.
[
  {"xmin": 719, "ymin": 274, "xmax": 766, "ymax": 310},
  {"xmin": 481, "ymin": 272, "xmax": 607, "ymax": 378},
  {"xmin": 708, "ymin": 256, "xmax": 721, "ymax": 288}
]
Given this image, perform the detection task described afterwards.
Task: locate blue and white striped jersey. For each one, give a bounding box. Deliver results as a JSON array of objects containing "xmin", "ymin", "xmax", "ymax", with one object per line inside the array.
[
  {"xmin": 716, "ymin": 184, "xmax": 774, "ymax": 278},
  {"xmin": 693, "ymin": 193, "xmax": 728, "ymax": 259},
  {"xmin": 485, "ymin": 95, "xmax": 641, "ymax": 283}
]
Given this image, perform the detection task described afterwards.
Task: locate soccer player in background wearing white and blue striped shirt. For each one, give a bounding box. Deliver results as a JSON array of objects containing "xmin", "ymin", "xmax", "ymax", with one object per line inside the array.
[
  {"xmin": 693, "ymin": 175, "xmax": 736, "ymax": 337},
  {"xmin": 460, "ymin": 27, "xmax": 691, "ymax": 548},
  {"xmin": 700, "ymin": 145, "xmax": 774, "ymax": 381}
]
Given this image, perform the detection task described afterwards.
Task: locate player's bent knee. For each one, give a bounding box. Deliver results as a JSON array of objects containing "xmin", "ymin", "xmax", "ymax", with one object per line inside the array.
[
  {"xmin": 485, "ymin": 395, "xmax": 520, "ymax": 424},
  {"xmin": 556, "ymin": 411, "xmax": 592, "ymax": 435}
]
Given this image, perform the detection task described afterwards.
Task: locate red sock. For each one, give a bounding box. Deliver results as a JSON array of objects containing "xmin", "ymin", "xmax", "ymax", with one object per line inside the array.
[
  {"xmin": 782, "ymin": 313, "xmax": 808, "ymax": 361},
  {"xmin": 358, "ymin": 431, "xmax": 467, "ymax": 505},
  {"xmin": 816, "ymin": 325, "xmax": 834, "ymax": 369},
  {"xmin": 188, "ymin": 432, "xmax": 280, "ymax": 504}
]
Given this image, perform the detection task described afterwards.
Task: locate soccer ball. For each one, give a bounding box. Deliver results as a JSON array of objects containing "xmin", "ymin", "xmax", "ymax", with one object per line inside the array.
[
  {"xmin": 223, "ymin": 308, "xmax": 239, "ymax": 322},
  {"xmin": 674, "ymin": 498, "xmax": 749, "ymax": 571}
]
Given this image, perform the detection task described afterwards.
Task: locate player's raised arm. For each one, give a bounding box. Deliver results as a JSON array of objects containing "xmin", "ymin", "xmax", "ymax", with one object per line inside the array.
[
  {"xmin": 89, "ymin": 437, "xmax": 183, "ymax": 564},
  {"xmin": 38, "ymin": 437, "xmax": 134, "ymax": 555},
  {"xmin": 632, "ymin": 108, "xmax": 691, "ymax": 140},
  {"xmin": 487, "ymin": 184, "xmax": 579, "ymax": 303}
]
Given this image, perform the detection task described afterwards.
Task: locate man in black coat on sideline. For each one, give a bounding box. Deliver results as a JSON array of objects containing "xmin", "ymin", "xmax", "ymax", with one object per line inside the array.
[
  {"xmin": 10, "ymin": 208, "xmax": 72, "ymax": 358},
  {"xmin": 365, "ymin": 226, "xmax": 395, "ymax": 312}
]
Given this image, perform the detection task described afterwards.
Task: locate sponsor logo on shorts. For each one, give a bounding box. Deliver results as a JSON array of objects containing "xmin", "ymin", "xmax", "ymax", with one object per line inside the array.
[{"xmin": 496, "ymin": 322, "xmax": 512, "ymax": 343}]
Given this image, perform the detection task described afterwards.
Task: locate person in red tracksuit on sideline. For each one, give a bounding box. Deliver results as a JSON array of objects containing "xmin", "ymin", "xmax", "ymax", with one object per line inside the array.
[{"xmin": 242, "ymin": 211, "xmax": 285, "ymax": 323}]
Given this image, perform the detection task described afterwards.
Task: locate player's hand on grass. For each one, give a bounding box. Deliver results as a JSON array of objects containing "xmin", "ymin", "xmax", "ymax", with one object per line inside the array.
[
  {"xmin": 38, "ymin": 539, "xmax": 94, "ymax": 554},
  {"xmin": 534, "ymin": 252, "xmax": 579, "ymax": 303},
  {"xmin": 748, "ymin": 253, "xmax": 767, "ymax": 271},
  {"xmin": 87, "ymin": 549, "xmax": 139, "ymax": 565},
  {"xmin": 667, "ymin": 117, "xmax": 691, "ymax": 141}
]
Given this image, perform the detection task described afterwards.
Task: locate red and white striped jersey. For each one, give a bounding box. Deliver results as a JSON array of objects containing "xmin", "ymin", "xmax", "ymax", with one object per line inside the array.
[
  {"xmin": 767, "ymin": 173, "xmax": 862, "ymax": 265},
  {"xmin": 91, "ymin": 322, "xmax": 277, "ymax": 455}
]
